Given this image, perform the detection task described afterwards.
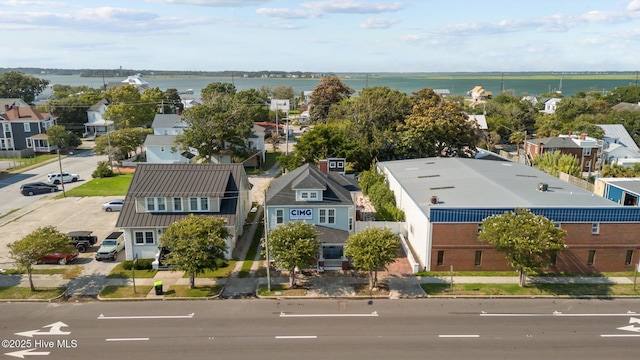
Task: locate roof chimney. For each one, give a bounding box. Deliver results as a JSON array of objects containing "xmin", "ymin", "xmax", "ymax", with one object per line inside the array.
[
  {"xmin": 579, "ymin": 133, "xmax": 586, "ymax": 140},
  {"xmin": 319, "ymin": 159, "xmax": 328, "ymax": 174}
]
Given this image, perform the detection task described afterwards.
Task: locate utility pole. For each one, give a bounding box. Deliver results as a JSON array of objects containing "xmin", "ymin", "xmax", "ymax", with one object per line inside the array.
[{"xmin": 263, "ymin": 189, "xmax": 271, "ymax": 292}]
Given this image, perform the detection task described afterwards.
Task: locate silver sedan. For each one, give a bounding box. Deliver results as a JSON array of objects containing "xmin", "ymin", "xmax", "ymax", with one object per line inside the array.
[{"xmin": 101, "ymin": 199, "xmax": 124, "ymax": 212}]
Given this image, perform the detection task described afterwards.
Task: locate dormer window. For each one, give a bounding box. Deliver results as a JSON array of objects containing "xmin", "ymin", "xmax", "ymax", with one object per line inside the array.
[
  {"xmin": 146, "ymin": 197, "xmax": 166, "ymax": 212},
  {"xmin": 297, "ymin": 190, "xmax": 321, "ymax": 201}
]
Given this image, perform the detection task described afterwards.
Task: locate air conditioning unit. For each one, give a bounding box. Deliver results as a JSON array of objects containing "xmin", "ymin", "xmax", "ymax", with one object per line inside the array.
[{"xmin": 537, "ymin": 183, "xmax": 548, "ymax": 192}]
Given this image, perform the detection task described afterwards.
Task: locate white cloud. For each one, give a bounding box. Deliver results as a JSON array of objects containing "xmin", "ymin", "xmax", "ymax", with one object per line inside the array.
[
  {"xmin": 301, "ymin": 0, "xmax": 405, "ymax": 14},
  {"xmin": 0, "ymin": 0, "xmax": 67, "ymax": 6},
  {"xmin": 256, "ymin": 7, "xmax": 318, "ymax": 19},
  {"xmin": 360, "ymin": 17, "xmax": 399, "ymax": 29},
  {"xmin": 628, "ymin": 0, "xmax": 640, "ymax": 11},
  {"xmin": 145, "ymin": 0, "xmax": 273, "ymax": 6}
]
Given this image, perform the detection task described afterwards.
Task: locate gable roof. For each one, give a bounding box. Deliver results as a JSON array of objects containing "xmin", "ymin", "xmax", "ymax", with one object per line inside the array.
[
  {"xmin": 266, "ymin": 163, "xmax": 358, "ymax": 206},
  {"xmin": 467, "ymin": 114, "xmax": 488, "ymax": 130},
  {"xmin": 597, "ymin": 124, "xmax": 640, "ymax": 152},
  {"xmin": 88, "ymin": 98, "xmax": 110, "ymax": 112},
  {"xmin": 526, "ymin": 136, "xmax": 581, "ymax": 149},
  {"xmin": 151, "ymin": 114, "xmax": 184, "ymax": 129},
  {"xmin": 1, "ymin": 106, "xmax": 52, "ymax": 122},
  {"xmin": 612, "ymin": 102, "xmax": 640, "ymax": 112},
  {"xmin": 0, "ymin": 99, "xmax": 29, "ymax": 113},
  {"xmin": 115, "ymin": 163, "xmax": 247, "ymax": 228}
]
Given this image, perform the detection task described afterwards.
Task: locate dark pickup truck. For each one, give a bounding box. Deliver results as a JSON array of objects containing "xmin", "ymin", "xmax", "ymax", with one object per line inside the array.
[{"xmin": 67, "ymin": 231, "xmax": 98, "ymax": 253}]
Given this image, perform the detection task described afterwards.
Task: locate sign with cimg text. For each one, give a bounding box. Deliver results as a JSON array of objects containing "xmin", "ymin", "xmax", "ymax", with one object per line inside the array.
[{"xmin": 290, "ymin": 208, "xmax": 312, "ymax": 220}]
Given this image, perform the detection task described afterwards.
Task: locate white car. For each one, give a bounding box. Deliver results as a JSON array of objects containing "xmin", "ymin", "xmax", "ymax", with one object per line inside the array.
[
  {"xmin": 102, "ymin": 199, "xmax": 124, "ymax": 212},
  {"xmin": 47, "ymin": 172, "xmax": 80, "ymax": 184}
]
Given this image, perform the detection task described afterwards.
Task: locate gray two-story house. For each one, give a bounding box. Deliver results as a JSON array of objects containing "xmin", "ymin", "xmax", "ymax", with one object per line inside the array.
[
  {"xmin": 265, "ymin": 163, "xmax": 359, "ymax": 270},
  {"xmin": 0, "ymin": 102, "xmax": 56, "ymax": 153}
]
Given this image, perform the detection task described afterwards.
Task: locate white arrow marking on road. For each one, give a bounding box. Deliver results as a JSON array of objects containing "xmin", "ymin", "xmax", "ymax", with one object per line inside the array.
[
  {"xmin": 4, "ymin": 348, "xmax": 50, "ymax": 358},
  {"xmin": 279, "ymin": 311, "xmax": 378, "ymax": 317},
  {"xmin": 98, "ymin": 313, "xmax": 194, "ymax": 320},
  {"xmin": 616, "ymin": 317, "xmax": 640, "ymax": 333},
  {"xmin": 15, "ymin": 321, "xmax": 70, "ymax": 338}
]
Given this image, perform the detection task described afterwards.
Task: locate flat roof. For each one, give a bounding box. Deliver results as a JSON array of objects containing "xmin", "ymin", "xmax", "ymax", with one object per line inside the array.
[{"xmin": 378, "ymin": 157, "xmax": 620, "ymax": 209}]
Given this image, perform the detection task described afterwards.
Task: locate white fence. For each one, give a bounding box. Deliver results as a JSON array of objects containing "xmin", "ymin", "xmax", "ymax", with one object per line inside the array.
[{"xmin": 355, "ymin": 221, "xmax": 406, "ymax": 235}]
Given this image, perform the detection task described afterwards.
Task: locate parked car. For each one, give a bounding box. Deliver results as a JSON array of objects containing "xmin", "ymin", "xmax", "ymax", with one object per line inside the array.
[
  {"xmin": 67, "ymin": 231, "xmax": 98, "ymax": 253},
  {"xmin": 19, "ymin": 182, "xmax": 59, "ymax": 196},
  {"xmin": 95, "ymin": 231, "xmax": 125, "ymax": 261},
  {"xmin": 102, "ymin": 199, "xmax": 124, "ymax": 212},
  {"xmin": 47, "ymin": 172, "xmax": 80, "ymax": 184},
  {"xmin": 36, "ymin": 247, "xmax": 78, "ymax": 265}
]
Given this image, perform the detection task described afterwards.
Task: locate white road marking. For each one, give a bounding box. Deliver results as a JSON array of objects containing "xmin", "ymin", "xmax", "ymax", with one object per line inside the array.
[
  {"xmin": 4, "ymin": 348, "xmax": 50, "ymax": 358},
  {"xmin": 106, "ymin": 338, "xmax": 150, "ymax": 342},
  {"xmin": 98, "ymin": 313, "xmax": 194, "ymax": 320},
  {"xmin": 280, "ymin": 311, "xmax": 378, "ymax": 317},
  {"xmin": 275, "ymin": 336, "xmax": 317, "ymax": 339},
  {"xmin": 15, "ymin": 321, "xmax": 70, "ymax": 337},
  {"xmin": 601, "ymin": 334, "xmax": 640, "ymax": 338},
  {"xmin": 480, "ymin": 313, "xmax": 639, "ymax": 317},
  {"xmin": 438, "ymin": 335, "xmax": 480, "ymax": 338}
]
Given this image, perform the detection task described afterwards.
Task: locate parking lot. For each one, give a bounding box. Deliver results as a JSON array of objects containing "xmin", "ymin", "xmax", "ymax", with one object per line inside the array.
[{"xmin": 0, "ymin": 195, "xmax": 124, "ymax": 276}]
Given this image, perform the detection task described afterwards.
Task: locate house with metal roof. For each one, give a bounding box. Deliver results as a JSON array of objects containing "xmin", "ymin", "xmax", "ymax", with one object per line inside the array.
[
  {"xmin": 265, "ymin": 163, "xmax": 359, "ymax": 270},
  {"xmin": 596, "ymin": 124, "xmax": 640, "ymax": 166},
  {"xmin": 115, "ymin": 163, "xmax": 252, "ymax": 262},
  {"xmin": 377, "ymin": 157, "xmax": 640, "ymax": 273}
]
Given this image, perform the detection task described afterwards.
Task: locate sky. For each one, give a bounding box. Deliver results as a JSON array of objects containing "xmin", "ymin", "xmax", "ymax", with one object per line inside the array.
[{"xmin": 1, "ymin": 0, "xmax": 640, "ymax": 73}]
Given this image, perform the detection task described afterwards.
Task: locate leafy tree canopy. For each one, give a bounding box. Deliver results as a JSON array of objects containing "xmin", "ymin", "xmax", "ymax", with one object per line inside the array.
[
  {"xmin": 201, "ymin": 82, "xmax": 236, "ymax": 103},
  {"xmin": 267, "ymin": 222, "xmax": 319, "ymax": 287},
  {"xmin": 345, "ymin": 227, "xmax": 400, "ymax": 290},
  {"xmin": 309, "ymin": 77, "xmax": 354, "ymax": 123},
  {"xmin": 531, "ymin": 150, "xmax": 581, "ymax": 177},
  {"xmin": 8, "ymin": 226, "xmax": 71, "ymax": 291},
  {"xmin": 478, "ymin": 208, "xmax": 566, "ymax": 286},
  {"xmin": 0, "ymin": 71, "xmax": 49, "ymax": 103},
  {"xmin": 160, "ymin": 215, "xmax": 229, "ymax": 289},
  {"xmin": 94, "ymin": 127, "xmax": 152, "ymax": 161}
]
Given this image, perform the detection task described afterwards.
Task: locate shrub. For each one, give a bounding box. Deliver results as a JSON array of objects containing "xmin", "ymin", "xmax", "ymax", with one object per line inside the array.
[
  {"xmin": 92, "ymin": 161, "xmax": 114, "ymax": 178},
  {"xmin": 122, "ymin": 258, "xmax": 154, "ymax": 270}
]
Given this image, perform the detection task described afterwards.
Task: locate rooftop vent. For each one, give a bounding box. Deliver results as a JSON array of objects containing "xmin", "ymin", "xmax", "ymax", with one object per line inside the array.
[
  {"xmin": 537, "ymin": 183, "xmax": 548, "ymax": 192},
  {"xmin": 430, "ymin": 196, "xmax": 438, "ymax": 205}
]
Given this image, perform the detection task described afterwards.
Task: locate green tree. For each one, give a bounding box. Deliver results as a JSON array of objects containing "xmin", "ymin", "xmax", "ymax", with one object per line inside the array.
[
  {"xmin": 0, "ymin": 71, "xmax": 49, "ymax": 103},
  {"xmin": 605, "ymin": 85, "xmax": 640, "ymax": 105},
  {"xmin": 309, "ymin": 77, "xmax": 354, "ymax": 123},
  {"xmin": 159, "ymin": 215, "xmax": 229, "ymax": 289},
  {"xmin": 103, "ymin": 85, "xmax": 155, "ymax": 128},
  {"xmin": 201, "ymin": 82, "xmax": 236, "ymax": 104},
  {"xmin": 44, "ymin": 91, "xmax": 102, "ymax": 133},
  {"xmin": 8, "ymin": 226, "xmax": 72, "ymax": 291},
  {"xmin": 531, "ymin": 151, "xmax": 581, "ymax": 177},
  {"xmin": 509, "ymin": 131, "xmax": 526, "ymax": 155},
  {"xmin": 94, "ymin": 127, "xmax": 152, "ymax": 161},
  {"xmin": 164, "ymin": 88, "xmax": 184, "ymax": 114},
  {"xmin": 267, "ymin": 222, "xmax": 319, "ymax": 287},
  {"xmin": 176, "ymin": 99, "xmax": 253, "ymax": 163},
  {"xmin": 344, "ymin": 227, "xmax": 400, "ymax": 290},
  {"xmin": 236, "ymin": 88, "xmax": 269, "ymax": 122},
  {"xmin": 399, "ymin": 90, "xmax": 479, "ymax": 158},
  {"xmin": 478, "ymin": 208, "xmax": 566, "ymax": 286}
]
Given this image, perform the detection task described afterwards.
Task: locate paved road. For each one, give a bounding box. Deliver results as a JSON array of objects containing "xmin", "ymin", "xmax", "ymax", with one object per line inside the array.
[{"xmin": 1, "ymin": 299, "xmax": 640, "ymax": 359}]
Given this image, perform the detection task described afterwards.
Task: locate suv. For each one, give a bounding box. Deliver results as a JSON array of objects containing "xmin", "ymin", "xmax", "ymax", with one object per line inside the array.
[
  {"xmin": 20, "ymin": 182, "xmax": 59, "ymax": 196},
  {"xmin": 47, "ymin": 172, "xmax": 80, "ymax": 185},
  {"xmin": 67, "ymin": 231, "xmax": 98, "ymax": 253},
  {"xmin": 95, "ymin": 232, "xmax": 125, "ymax": 261}
]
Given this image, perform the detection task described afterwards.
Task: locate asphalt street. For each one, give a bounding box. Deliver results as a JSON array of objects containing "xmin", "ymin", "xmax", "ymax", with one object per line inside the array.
[{"xmin": 2, "ymin": 299, "xmax": 640, "ymax": 360}]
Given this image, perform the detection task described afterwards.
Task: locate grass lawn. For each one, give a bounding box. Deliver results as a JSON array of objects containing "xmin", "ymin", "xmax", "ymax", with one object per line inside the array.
[
  {"xmin": 107, "ymin": 263, "xmax": 157, "ymax": 279},
  {"xmin": 164, "ymin": 285, "xmax": 223, "ymax": 298},
  {"xmin": 417, "ymin": 270, "xmax": 635, "ymax": 277},
  {"xmin": 181, "ymin": 261, "xmax": 237, "ymax": 278},
  {"xmin": 257, "ymin": 284, "xmax": 307, "ymax": 297},
  {"xmin": 245, "ymin": 150, "xmax": 280, "ymax": 175},
  {"xmin": 422, "ymin": 283, "xmax": 640, "ymax": 296},
  {"xmin": 61, "ymin": 173, "xmax": 133, "ymax": 197},
  {"xmin": 0, "ymin": 287, "xmax": 65, "ymax": 300},
  {"xmin": 1, "ymin": 154, "xmax": 58, "ymax": 172},
  {"xmin": 238, "ymin": 213, "xmax": 263, "ymax": 278},
  {"xmin": 99, "ymin": 285, "xmax": 153, "ymax": 298},
  {"xmin": 354, "ymin": 283, "xmax": 390, "ymax": 296}
]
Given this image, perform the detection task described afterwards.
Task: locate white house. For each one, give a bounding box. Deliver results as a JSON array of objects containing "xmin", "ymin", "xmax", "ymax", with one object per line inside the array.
[
  {"xmin": 541, "ymin": 98, "xmax": 562, "ymax": 115},
  {"xmin": 144, "ymin": 114, "xmax": 191, "ymax": 164},
  {"xmin": 84, "ymin": 98, "xmax": 113, "ymax": 137},
  {"xmin": 596, "ymin": 124, "xmax": 640, "ymax": 166}
]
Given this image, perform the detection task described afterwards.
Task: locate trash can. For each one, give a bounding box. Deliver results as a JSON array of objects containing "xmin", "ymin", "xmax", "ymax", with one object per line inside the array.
[{"xmin": 154, "ymin": 281, "xmax": 163, "ymax": 295}]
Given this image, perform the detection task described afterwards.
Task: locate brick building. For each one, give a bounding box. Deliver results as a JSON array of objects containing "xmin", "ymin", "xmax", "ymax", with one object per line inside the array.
[
  {"xmin": 377, "ymin": 157, "xmax": 640, "ymax": 273},
  {"xmin": 525, "ymin": 134, "xmax": 603, "ymax": 173}
]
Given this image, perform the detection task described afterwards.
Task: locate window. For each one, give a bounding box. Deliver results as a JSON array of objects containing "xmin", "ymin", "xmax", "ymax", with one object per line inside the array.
[
  {"xmin": 276, "ymin": 209, "xmax": 284, "ymax": 224},
  {"xmin": 437, "ymin": 251, "xmax": 444, "ymax": 266},
  {"xmin": 173, "ymin": 198, "xmax": 182, "ymax": 212},
  {"xmin": 475, "ymin": 251, "xmax": 482, "ymax": 266},
  {"xmin": 145, "ymin": 197, "xmax": 166, "ymax": 212},
  {"xmin": 337, "ymin": 161, "xmax": 344, "ymax": 168},
  {"xmin": 26, "ymin": 138, "xmax": 32, "ymax": 148},
  {"xmin": 587, "ymin": 250, "xmax": 596, "ymax": 266},
  {"xmin": 134, "ymin": 231, "xmax": 155, "ymax": 245},
  {"xmin": 554, "ymin": 222, "xmax": 562, "ymax": 229},
  {"xmin": 309, "ymin": 192, "xmax": 318, "ymax": 200},
  {"xmin": 583, "ymin": 147, "xmax": 591, "ymax": 156},
  {"xmin": 591, "ymin": 223, "xmax": 600, "ymax": 235},
  {"xmin": 189, "ymin": 197, "xmax": 210, "ymax": 211},
  {"xmin": 319, "ymin": 208, "xmax": 335, "ymax": 224},
  {"xmin": 329, "ymin": 161, "xmax": 336, "ymax": 168},
  {"xmin": 626, "ymin": 250, "xmax": 633, "ymax": 266},
  {"xmin": 550, "ymin": 253, "xmax": 557, "ymax": 266},
  {"xmin": 477, "ymin": 224, "xmax": 482, "ymax": 235},
  {"xmin": 585, "ymin": 160, "xmax": 591, "ymax": 169},
  {"xmin": 2, "ymin": 123, "xmax": 9, "ymax": 133},
  {"xmin": 23, "ymin": 123, "xmax": 31, "ymax": 132},
  {"xmin": 349, "ymin": 217, "xmax": 353, "ymax": 231},
  {"xmin": 301, "ymin": 192, "xmax": 308, "ymax": 199}
]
